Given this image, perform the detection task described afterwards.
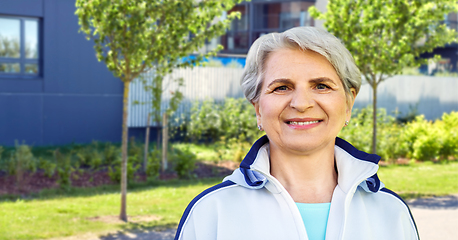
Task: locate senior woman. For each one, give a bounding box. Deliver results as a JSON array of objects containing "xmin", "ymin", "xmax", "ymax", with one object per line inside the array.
[{"xmin": 174, "ymin": 27, "xmax": 418, "ymax": 240}]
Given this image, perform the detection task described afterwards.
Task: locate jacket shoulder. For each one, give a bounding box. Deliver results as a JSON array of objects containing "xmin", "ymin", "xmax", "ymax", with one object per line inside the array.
[
  {"xmin": 174, "ymin": 180, "xmax": 237, "ymax": 240},
  {"xmin": 350, "ymin": 187, "xmax": 419, "ymax": 240}
]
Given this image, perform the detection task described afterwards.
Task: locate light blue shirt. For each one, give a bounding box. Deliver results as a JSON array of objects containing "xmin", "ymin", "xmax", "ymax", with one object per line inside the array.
[{"xmin": 295, "ymin": 202, "xmax": 331, "ymax": 240}]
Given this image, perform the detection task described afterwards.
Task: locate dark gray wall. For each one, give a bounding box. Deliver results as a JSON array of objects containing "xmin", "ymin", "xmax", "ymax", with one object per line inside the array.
[{"xmin": 0, "ymin": 0, "xmax": 123, "ymax": 146}]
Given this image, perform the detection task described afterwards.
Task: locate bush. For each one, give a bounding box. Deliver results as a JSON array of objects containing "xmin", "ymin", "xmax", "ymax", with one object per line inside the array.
[
  {"xmin": 145, "ymin": 148, "xmax": 161, "ymax": 181},
  {"xmin": 38, "ymin": 157, "xmax": 57, "ymax": 178},
  {"xmin": 171, "ymin": 147, "xmax": 197, "ymax": 179},
  {"xmin": 54, "ymin": 149, "xmax": 74, "ymax": 191},
  {"xmin": 339, "ymin": 106, "xmax": 405, "ymax": 161},
  {"xmin": 75, "ymin": 146, "xmax": 93, "ymax": 167},
  {"xmin": 103, "ymin": 143, "xmax": 119, "ymax": 165},
  {"xmin": 7, "ymin": 143, "xmax": 37, "ymax": 190},
  {"xmin": 437, "ymin": 111, "xmax": 458, "ymax": 160},
  {"xmin": 400, "ymin": 112, "xmax": 458, "ymax": 161},
  {"xmin": 186, "ymin": 98, "xmax": 263, "ymax": 162},
  {"xmin": 107, "ymin": 156, "xmax": 140, "ymax": 183}
]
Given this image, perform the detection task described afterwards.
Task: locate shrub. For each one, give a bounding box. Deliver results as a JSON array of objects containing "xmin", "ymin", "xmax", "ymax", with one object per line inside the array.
[
  {"xmin": 437, "ymin": 111, "xmax": 458, "ymax": 160},
  {"xmin": 186, "ymin": 98, "xmax": 263, "ymax": 162},
  {"xmin": 399, "ymin": 112, "xmax": 458, "ymax": 161},
  {"xmin": 188, "ymin": 98, "xmax": 223, "ymax": 142},
  {"xmin": 88, "ymin": 150, "xmax": 103, "ymax": 170},
  {"xmin": 145, "ymin": 148, "xmax": 161, "ymax": 181},
  {"xmin": 75, "ymin": 146, "xmax": 92, "ymax": 167},
  {"xmin": 339, "ymin": 106, "xmax": 406, "ymax": 161},
  {"xmin": 54, "ymin": 149, "xmax": 74, "ymax": 191},
  {"xmin": 38, "ymin": 157, "xmax": 57, "ymax": 178},
  {"xmin": 171, "ymin": 147, "xmax": 197, "ymax": 179},
  {"xmin": 8, "ymin": 143, "xmax": 37, "ymax": 190},
  {"xmin": 128, "ymin": 137, "xmax": 144, "ymax": 166},
  {"xmin": 107, "ymin": 155, "xmax": 140, "ymax": 183},
  {"xmin": 103, "ymin": 143, "xmax": 119, "ymax": 165}
]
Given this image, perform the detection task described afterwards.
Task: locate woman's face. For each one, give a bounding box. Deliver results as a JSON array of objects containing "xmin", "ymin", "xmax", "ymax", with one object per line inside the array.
[{"xmin": 253, "ymin": 48, "xmax": 355, "ymax": 155}]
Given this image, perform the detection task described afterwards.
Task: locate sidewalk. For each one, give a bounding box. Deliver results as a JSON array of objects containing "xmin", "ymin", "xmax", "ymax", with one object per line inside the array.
[{"xmin": 407, "ymin": 194, "xmax": 458, "ymax": 240}]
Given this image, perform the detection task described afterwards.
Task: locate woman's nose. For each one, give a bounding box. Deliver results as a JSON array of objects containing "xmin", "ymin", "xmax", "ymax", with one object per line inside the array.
[{"xmin": 289, "ymin": 89, "xmax": 314, "ymax": 112}]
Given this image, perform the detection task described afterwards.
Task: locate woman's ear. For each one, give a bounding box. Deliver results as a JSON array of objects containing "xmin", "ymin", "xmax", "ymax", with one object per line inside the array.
[
  {"xmin": 252, "ymin": 101, "xmax": 262, "ymax": 127},
  {"xmin": 346, "ymin": 88, "xmax": 357, "ymax": 120}
]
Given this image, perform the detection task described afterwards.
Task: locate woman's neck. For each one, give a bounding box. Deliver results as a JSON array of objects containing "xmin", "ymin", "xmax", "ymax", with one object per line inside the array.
[{"xmin": 269, "ymin": 143, "xmax": 338, "ymax": 203}]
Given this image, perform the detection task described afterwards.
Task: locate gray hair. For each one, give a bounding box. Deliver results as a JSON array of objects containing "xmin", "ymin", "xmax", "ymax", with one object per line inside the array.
[{"xmin": 240, "ymin": 27, "xmax": 362, "ymax": 104}]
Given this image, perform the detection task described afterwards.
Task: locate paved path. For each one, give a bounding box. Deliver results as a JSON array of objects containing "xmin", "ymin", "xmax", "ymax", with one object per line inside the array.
[{"xmin": 407, "ymin": 194, "xmax": 458, "ymax": 240}]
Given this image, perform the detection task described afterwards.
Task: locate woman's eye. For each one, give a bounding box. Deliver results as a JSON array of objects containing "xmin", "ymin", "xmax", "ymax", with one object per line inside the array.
[
  {"xmin": 316, "ymin": 84, "xmax": 330, "ymax": 90},
  {"xmin": 274, "ymin": 86, "xmax": 289, "ymax": 91}
]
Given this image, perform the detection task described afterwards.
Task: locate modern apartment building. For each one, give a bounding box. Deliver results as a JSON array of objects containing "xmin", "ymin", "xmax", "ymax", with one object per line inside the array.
[{"xmin": 214, "ymin": 0, "xmax": 458, "ymax": 72}]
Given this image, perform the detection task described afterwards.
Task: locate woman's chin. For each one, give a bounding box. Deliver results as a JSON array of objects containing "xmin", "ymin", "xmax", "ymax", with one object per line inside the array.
[{"xmin": 273, "ymin": 137, "xmax": 334, "ymax": 155}]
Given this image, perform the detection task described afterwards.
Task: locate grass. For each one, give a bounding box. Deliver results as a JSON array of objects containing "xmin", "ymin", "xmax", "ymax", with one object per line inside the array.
[
  {"xmin": 378, "ymin": 161, "xmax": 458, "ymax": 199},
  {"xmin": 0, "ymin": 178, "xmax": 221, "ymax": 240},
  {"xmin": 0, "ymin": 160, "xmax": 457, "ymax": 239}
]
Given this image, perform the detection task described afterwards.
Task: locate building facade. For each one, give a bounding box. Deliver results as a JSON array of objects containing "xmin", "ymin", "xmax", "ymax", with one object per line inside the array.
[
  {"xmin": 219, "ymin": 0, "xmax": 317, "ymax": 54},
  {"xmin": 215, "ymin": 0, "xmax": 458, "ymax": 73},
  {"xmin": 1, "ymin": 0, "xmax": 456, "ymax": 146},
  {"xmin": 0, "ymin": 0, "xmax": 123, "ymax": 146}
]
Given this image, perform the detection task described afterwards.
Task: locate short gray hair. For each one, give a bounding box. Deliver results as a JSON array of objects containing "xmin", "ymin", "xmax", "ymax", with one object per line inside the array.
[{"xmin": 240, "ymin": 27, "xmax": 362, "ymax": 103}]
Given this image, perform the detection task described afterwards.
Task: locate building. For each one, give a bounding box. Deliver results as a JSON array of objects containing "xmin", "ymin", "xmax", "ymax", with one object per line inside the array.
[
  {"xmin": 213, "ymin": 0, "xmax": 458, "ymax": 73},
  {"xmin": 0, "ymin": 0, "xmax": 123, "ymax": 146},
  {"xmin": 219, "ymin": 0, "xmax": 317, "ymax": 54},
  {"xmin": 1, "ymin": 0, "xmax": 456, "ymax": 146}
]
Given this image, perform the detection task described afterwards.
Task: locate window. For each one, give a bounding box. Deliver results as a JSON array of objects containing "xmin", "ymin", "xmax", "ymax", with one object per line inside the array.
[
  {"xmin": 0, "ymin": 16, "xmax": 40, "ymax": 77},
  {"xmin": 253, "ymin": 1, "xmax": 314, "ymax": 30},
  {"xmin": 219, "ymin": 1, "xmax": 316, "ymax": 54}
]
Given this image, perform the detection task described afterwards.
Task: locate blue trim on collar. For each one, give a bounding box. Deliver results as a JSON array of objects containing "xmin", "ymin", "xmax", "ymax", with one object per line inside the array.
[
  {"xmin": 240, "ymin": 168, "xmax": 266, "ymax": 187},
  {"xmin": 174, "ymin": 180, "xmax": 236, "ymax": 240},
  {"xmin": 335, "ymin": 137, "xmax": 381, "ymax": 164},
  {"xmin": 240, "ymin": 135, "xmax": 269, "ymax": 169},
  {"xmin": 366, "ymin": 173, "xmax": 381, "ymax": 192}
]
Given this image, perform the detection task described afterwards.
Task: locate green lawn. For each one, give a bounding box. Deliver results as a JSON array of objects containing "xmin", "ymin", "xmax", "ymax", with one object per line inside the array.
[
  {"xmin": 0, "ymin": 161, "xmax": 457, "ymax": 240},
  {"xmin": 0, "ymin": 178, "xmax": 221, "ymax": 240},
  {"xmin": 378, "ymin": 161, "xmax": 458, "ymax": 199}
]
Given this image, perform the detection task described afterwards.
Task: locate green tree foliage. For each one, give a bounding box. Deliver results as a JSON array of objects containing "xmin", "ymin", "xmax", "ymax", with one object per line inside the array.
[
  {"xmin": 310, "ymin": 0, "xmax": 458, "ymax": 154},
  {"xmin": 75, "ymin": 0, "xmax": 242, "ymax": 221}
]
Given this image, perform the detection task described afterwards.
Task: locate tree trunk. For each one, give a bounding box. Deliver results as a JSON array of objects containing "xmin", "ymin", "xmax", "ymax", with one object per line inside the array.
[
  {"xmin": 143, "ymin": 113, "xmax": 151, "ymax": 173},
  {"xmin": 371, "ymin": 83, "xmax": 378, "ymax": 154},
  {"xmin": 120, "ymin": 80, "xmax": 130, "ymax": 222},
  {"xmin": 156, "ymin": 109, "xmax": 161, "ymax": 150},
  {"xmin": 162, "ymin": 113, "xmax": 168, "ymax": 172}
]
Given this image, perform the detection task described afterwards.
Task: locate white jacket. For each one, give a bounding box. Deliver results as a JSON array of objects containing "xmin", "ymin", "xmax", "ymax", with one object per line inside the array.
[{"xmin": 175, "ymin": 136, "xmax": 419, "ymax": 240}]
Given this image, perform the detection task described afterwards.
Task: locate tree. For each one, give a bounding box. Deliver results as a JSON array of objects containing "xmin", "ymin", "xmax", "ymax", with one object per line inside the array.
[
  {"xmin": 75, "ymin": 0, "xmax": 242, "ymax": 222},
  {"xmin": 310, "ymin": 0, "xmax": 458, "ymax": 154}
]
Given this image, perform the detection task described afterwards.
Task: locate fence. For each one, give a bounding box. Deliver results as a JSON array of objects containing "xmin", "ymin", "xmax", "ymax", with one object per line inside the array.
[
  {"xmin": 128, "ymin": 67, "xmax": 244, "ymax": 127},
  {"xmin": 128, "ymin": 67, "xmax": 458, "ymax": 127}
]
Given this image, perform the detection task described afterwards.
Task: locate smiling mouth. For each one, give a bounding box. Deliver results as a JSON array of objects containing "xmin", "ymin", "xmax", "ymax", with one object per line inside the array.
[{"xmin": 287, "ymin": 120, "xmax": 321, "ymax": 125}]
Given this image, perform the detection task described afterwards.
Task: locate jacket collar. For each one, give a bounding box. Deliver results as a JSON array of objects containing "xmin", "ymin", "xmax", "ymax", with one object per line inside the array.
[{"xmin": 235, "ymin": 135, "xmax": 382, "ymax": 194}]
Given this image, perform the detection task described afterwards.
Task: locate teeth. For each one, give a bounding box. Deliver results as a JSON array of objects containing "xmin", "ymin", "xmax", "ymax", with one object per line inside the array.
[{"xmin": 289, "ymin": 121, "xmax": 319, "ymax": 125}]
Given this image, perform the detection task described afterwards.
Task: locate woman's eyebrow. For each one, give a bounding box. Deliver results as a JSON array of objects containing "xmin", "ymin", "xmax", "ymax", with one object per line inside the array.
[
  {"xmin": 266, "ymin": 78, "xmax": 292, "ymax": 88},
  {"xmin": 309, "ymin": 77, "xmax": 338, "ymax": 86}
]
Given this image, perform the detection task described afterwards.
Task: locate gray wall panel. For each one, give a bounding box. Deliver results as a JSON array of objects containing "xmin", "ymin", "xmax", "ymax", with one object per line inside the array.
[
  {"xmin": 0, "ymin": 94, "xmax": 43, "ymax": 145},
  {"xmin": 0, "ymin": 0, "xmax": 44, "ymax": 17},
  {"xmin": 42, "ymin": 94, "xmax": 122, "ymax": 145}
]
